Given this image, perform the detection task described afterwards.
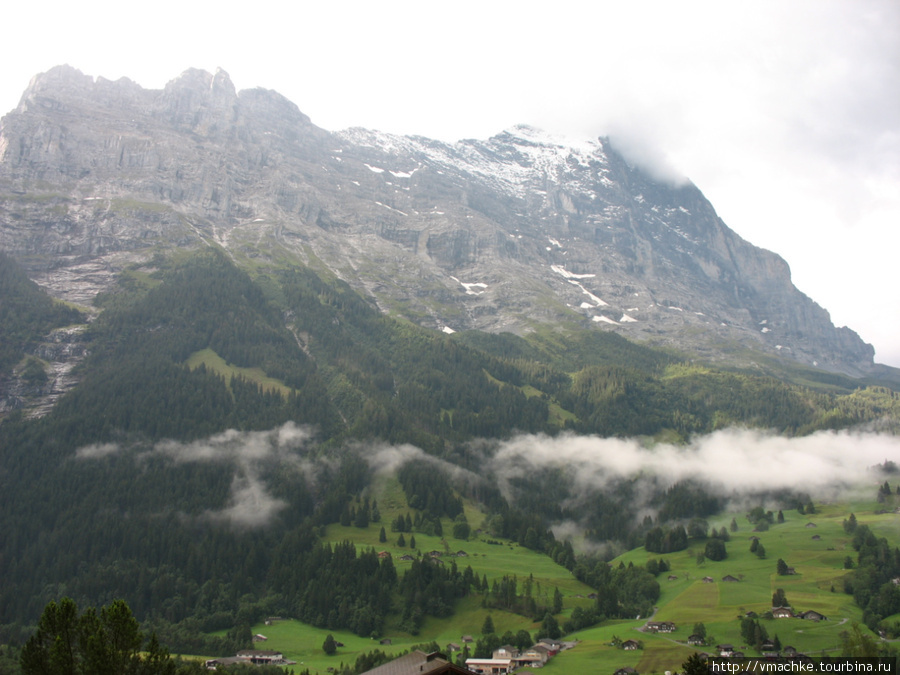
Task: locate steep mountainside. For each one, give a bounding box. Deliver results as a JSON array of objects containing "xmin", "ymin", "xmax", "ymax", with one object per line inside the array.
[{"xmin": 0, "ymin": 65, "xmax": 877, "ymax": 376}]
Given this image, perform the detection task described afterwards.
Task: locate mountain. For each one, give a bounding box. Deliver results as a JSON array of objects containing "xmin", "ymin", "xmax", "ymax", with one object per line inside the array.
[
  {"xmin": 2, "ymin": 66, "xmax": 900, "ymax": 660},
  {"xmin": 0, "ymin": 65, "xmax": 879, "ymax": 379}
]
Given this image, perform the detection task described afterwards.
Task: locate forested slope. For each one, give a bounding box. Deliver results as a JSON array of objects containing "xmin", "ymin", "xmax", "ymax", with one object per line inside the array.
[{"xmin": 0, "ymin": 249, "xmax": 898, "ymax": 651}]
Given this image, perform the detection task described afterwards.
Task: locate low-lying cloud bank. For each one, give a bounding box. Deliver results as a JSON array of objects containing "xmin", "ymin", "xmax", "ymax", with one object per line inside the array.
[
  {"xmin": 76, "ymin": 422, "xmax": 320, "ymax": 528},
  {"xmin": 487, "ymin": 428, "xmax": 900, "ymax": 499},
  {"xmin": 74, "ymin": 425, "xmax": 899, "ymax": 531}
]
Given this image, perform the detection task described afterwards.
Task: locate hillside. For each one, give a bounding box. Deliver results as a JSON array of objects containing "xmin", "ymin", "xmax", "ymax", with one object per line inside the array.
[
  {"xmin": 190, "ymin": 488, "xmax": 900, "ymax": 674},
  {"xmin": 0, "ymin": 248, "xmax": 898, "ymax": 666}
]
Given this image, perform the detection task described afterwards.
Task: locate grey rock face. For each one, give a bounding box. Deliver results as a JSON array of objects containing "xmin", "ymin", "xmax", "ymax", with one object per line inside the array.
[
  {"xmin": 0, "ymin": 324, "xmax": 89, "ymax": 418},
  {"xmin": 0, "ymin": 66, "xmax": 876, "ymax": 376}
]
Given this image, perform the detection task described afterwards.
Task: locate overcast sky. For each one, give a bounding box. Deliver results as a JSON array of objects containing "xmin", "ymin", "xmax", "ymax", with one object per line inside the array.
[{"xmin": 2, "ymin": 0, "xmax": 898, "ymax": 367}]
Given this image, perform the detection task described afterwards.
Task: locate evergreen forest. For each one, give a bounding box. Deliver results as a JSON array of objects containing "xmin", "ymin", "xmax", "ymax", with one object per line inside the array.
[{"xmin": 1, "ymin": 249, "xmax": 899, "ymax": 671}]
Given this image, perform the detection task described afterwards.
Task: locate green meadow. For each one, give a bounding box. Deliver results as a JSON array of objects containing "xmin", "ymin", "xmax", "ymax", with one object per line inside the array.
[
  {"xmin": 222, "ymin": 489, "xmax": 895, "ymax": 674},
  {"xmin": 185, "ymin": 348, "xmax": 293, "ymax": 398}
]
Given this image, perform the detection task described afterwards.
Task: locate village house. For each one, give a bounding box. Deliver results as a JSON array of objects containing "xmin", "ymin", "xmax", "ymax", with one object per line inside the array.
[
  {"xmin": 614, "ymin": 668, "xmax": 639, "ymax": 675},
  {"xmin": 717, "ymin": 644, "xmax": 735, "ymax": 657},
  {"xmin": 465, "ymin": 657, "xmax": 514, "ymax": 674},
  {"xmin": 204, "ymin": 650, "xmax": 295, "ymax": 669},
  {"xmin": 235, "ymin": 650, "xmax": 287, "ymax": 666},
  {"xmin": 722, "ymin": 575, "xmax": 740, "ymax": 582},
  {"xmin": 538, "ymin": 638, "xmax": 561, "ymax": 654},
  {"xmin": 797, "ymin": 610, "xmax": 827, "ymax": 621},
  {"xmin": 513, "ymin": 649, "xmax": 547, "ymax": 668},
  {"xmin": 702, "ymin": 576, "xmax": 715, "ymax": 583},
  {"xmin": 687, "ymin": 634, "xmax": 705, "ymax": 646},
  {"xmin": 772, "ymin": 606, "xmax": 794, "ymax": 619},
  {"xmin": 492, "ymin": 646, "xmax": 518, "ymax": 659},
  {"xmin": 645, "ymin": 621, "xmax": 676, "ymax": 633},
  {"xmin": 622, "ymin": 640, "xmax": 640, "ymax": 650},
  {"xmin": 521, "ymin": 644, "xmax": 551, "ymax": 665}
]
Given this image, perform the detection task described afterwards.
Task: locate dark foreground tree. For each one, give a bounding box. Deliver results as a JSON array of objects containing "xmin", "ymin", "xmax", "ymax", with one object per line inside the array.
[
  {"xmin": 681, "ymin": 652, "xmax": 708, "ymax": 675},
  {"xmin": 20, "ymin": 598, "xmax": 179, "ymax": 675}
]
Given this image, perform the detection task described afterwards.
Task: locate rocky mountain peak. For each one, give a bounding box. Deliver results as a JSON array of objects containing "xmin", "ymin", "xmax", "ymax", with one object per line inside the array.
[
  {"xmin": 159, "ymin": 67, "xmax": 237, "ymax": 132},
  {"xmin": 0, "ymin": 67, "xmax": 881, "ymax": 377}
]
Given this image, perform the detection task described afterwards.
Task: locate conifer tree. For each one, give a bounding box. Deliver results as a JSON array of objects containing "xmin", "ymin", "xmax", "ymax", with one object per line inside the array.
[{"xmin": 323, "ymin": 634, "xmax": 337, "ymax": 655}]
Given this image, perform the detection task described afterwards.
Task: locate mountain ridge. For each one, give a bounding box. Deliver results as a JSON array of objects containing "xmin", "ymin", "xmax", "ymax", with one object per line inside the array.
[{"xmin": 0, "ymin": 65, "xmax": 879, "ymax": 377}]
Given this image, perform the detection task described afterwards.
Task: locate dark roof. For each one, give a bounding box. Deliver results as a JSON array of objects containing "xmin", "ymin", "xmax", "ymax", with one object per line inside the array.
[{"xmin": 359, "ymin": 650, "xmax": 473, "ymax": 675}]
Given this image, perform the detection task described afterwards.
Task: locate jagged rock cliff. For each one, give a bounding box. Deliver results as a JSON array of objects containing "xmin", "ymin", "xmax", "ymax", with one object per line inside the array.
[{"xmin": 0, "ymin": 65, "xmax": 876, "ymax": 376}]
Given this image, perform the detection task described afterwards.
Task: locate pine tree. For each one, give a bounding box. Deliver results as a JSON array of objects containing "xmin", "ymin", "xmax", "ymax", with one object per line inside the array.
[
  {"xmin": 323, "ymin": 634, "xmax": 337, "ymax": 655},
  {"xmin": 552, "ymin": 587, "xmax": 563, "ymax": 614}
]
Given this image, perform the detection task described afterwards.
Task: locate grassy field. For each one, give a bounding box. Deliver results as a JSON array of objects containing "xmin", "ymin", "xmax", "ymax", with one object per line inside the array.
[
  {"xmin": 213, "ymin": 489, "xmax": 896, "ymax": 675},
  {"xmin": 184, "ymin": 348, "xmax": 292, "ymax": 397}
]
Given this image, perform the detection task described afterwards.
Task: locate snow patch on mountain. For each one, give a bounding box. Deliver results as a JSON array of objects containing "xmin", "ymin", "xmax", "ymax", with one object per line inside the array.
[
  {"xmin": 451, "ymin": 276, "xmax": 488, "ymax": 296},
  {"xmin": 338, "ymin": 125, "xmax": 610, "ymax": 201}
]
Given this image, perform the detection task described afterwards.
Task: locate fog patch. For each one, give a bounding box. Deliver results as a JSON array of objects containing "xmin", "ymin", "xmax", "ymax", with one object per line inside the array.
[
  {"xmin": 206, "ymin": 469, "xmax": 287, "ymax": 529},
  {"xmin": 75, "ymin": 442, "xmax": 120, "ymax": 459},
  {"xmin": 74, "ymin": 422, "xmax": 316, "ymax": 528},
  {"xmin": 362, "ymin": 441, "xmax": 483, "ymax": 486},
  {"xmin": 152, "ymin": 422, "xmax": 314, "ymax": 466},
  {"xmin": 363, "ymin": 443, "xmax": 429, "ymax": 477},
  {"xmin": 489, "ymin": 428, "xmax": 900, "ymax": 500}
]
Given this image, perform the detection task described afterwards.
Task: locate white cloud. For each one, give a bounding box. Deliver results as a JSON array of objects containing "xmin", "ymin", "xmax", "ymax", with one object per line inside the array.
[
  {"xmin": 74, "ymin": 442, "xmax": 120, "ymax": 459},
  {"xmin": 489, "ymin": 428, "xmax": 900, "ymax": 498},
  {"xmin": 75, "ymin": 422, "xmax": 315, "ymax": 528}
]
